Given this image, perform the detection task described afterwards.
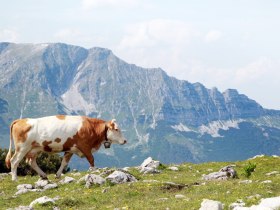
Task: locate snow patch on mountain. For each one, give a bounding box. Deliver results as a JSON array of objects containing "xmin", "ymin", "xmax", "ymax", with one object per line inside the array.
[
  {"xmin": 171, "ymin": 123, "xmax": 192, "ymax": 132},
  {"xmin": 199, "ymin": 120, "xmax": 244, "ymax": 137},
  {"xmin": 61, "ymin": 84, "xmax": 97, "ymax": 115}
]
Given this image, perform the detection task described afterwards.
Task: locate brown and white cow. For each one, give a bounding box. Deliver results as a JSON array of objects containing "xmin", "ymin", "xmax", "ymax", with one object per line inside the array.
[{"xmin": 5, "ymin": 115, "xmax": 127, "ymax": 181}]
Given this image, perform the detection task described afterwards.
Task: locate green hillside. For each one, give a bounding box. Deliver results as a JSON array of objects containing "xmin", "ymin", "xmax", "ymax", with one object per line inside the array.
[{"xmin": 0, "ymin": 156, "xmax": 279, "ymax": 209}]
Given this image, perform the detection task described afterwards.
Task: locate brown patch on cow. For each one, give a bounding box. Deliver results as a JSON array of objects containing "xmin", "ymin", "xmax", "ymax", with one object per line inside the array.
[
  {"xmin": 56, "ymin": 115, "xmax": 66, "ymax": 120},
  {"xmin": 62, "ymin": 117, "xmax": 107, "ymax": 167},
  {"xmin": 31, "ymin": 141, "xmax": 40, "ymax": 148},
  {"xmin": 54, "ymin": 138, "xmax": 61, "ymax": 143},
  {"xmin": 42, "ymin": 140, "xmax": 52, "ymax": 152},
  {"xmin": 11, "ymin": 119, "xmax": 32, "ymax": 143}
]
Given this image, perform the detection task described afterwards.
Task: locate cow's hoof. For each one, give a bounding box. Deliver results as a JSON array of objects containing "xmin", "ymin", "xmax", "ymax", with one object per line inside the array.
[
  {"xmin": 40, "ymin": 176, "xmax": 48, "ymax": 180},
  {"xmin": 55, "ymin": 174, "xmax": 61, "ymax": 179}
]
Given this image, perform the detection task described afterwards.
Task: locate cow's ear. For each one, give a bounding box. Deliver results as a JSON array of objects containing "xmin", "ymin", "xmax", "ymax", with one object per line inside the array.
[{"xmin": 106, "ymin": 119, "xmax": 117, "ymax": 130}]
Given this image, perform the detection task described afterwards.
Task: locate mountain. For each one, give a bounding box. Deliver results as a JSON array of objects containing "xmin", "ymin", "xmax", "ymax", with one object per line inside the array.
[{"xmin": 0, "ymin": 42, "xmax": 280, "ymax": 169}]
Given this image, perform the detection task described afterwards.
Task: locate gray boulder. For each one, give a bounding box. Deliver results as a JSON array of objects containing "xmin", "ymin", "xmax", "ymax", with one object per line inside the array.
[
  {"xmin": 29, "ymin": 196, "xmax": 57, "ymax": 207},
  {"xmin": 199, "ymin": 199, "xmax": 224, "ymax": 210},
  {"xmin": 59, "ymin": 176, "xmax": 75, "ymax": 184},
  {"xmin": 35, "ymin": 179, "xmax": 49, "ymax": 189},
  {"xmin": 203, "ymin": 165, "xmax": 237, "ymax": 181},
  {"xmin": 106, "ymin": 171, "xmax": 137, "ymax": 184},
  {"xmin": 85, "ymin": 174, "xmax": 106, "ymax": 188},
  {"xmin": 139, "ymin": 157, "xmax": 161, "ymax": 174}
]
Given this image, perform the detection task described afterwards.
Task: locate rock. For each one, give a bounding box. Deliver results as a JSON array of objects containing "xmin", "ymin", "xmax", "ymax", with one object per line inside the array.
[
  {"xmin": 122, "ymin": 167, "xmax": 130, "ymax": 171},
  {"xmin": 249, "ymin": 154, "xmax": 264, "ymax": 160},
  {"xmin": 261, "ymin": 180, "xmax": 272, "ymax": 184},
  {"xmin": 43, "ymin": 183, "xmax": 58, "ymax": 190},
  {"xmin": 203, "ymin": 165, "xmax": 237, "ymax": 181},
  {"xmin": 168, "ymin": 166, "xmax": 179, "ymax": 171},
  {"xmin": 233, "ymin": 196, "xmax": 280, "ymax": 210},
  {"xmin": 106, "ymin": 171, "xmax": 137, "ymax": 184},
  {"xmin": 17, "ymin": 184, "xmax": 33, "ymax": 191},
  {"xmin": 258, "ymin": 196, "xmax": 280, "ymax": 209},
  {"xmin": 71, "ymin": 172, "xmax": 81, "ymax": 176},
  {"xmin": 15, "ymin": 189, "xmax": 30, "ymax": 196},
  {"xmin": 239, "ymin": 180, "xmax": 252, "ymax": 184},
  {"xmin": 35, "ymin": 179, "xmax": 49, "ymax": 189},
  {"xmin": 8, "ymin": 206, "xmax": 34, "ymax": 210},
  {"xmin": 157, "ymin": 198, "xmax": 168, "ymax": 201},
  {"xmin": 266, "ymin": 171, "xmax": 279, "ymax": 176},
  {"xmin": 139, "ymin": 157, "xmax": 161, "ymax": 174},
  {"xmin": 59, "ymin": 176, "xmax": 75, "ymax": 184},
  {"xmin": 72, "ymin": 169, "xmax": 78, "ymax": 172},
  {"xmin": 175, "ymin": 194, "xmax": 186, "ymax": 199},
  {"xmin": 199, "ymin": 199, "xmax": 224, "ymax": 210},
  {"xmin": 29, "ymin": 196, "xmax": 56, "ymax": 207},
  {"xmin": 85, "ymin": 174, "xmax": 106, "ymax": 188}
]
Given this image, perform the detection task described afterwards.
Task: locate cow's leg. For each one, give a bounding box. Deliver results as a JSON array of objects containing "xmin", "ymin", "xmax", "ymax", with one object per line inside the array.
[
  {"xmin": 10, "ymin": 148, "xmax": 30, "ymax": 181},
  {"xmin": 79, "ymin": 148, "xmax": 96, "ymax": 171},
  {"xmin": 27, "ymin": 152, "xmax": 48, "ymax": 179},
  {"xmin": 56, "ymin": 152, "xmax": 73, "ymax": 178}
]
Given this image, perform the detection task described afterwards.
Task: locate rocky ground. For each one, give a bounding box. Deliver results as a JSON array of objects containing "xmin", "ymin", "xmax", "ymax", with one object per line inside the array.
[{"xmin": 0, "ymin": 155, "xmax": 279, "ymax": 209}]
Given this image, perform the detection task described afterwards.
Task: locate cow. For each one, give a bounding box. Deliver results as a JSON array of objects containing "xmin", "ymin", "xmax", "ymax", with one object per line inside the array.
[{"xmin": 5, "ymin": 115, "xmax": 127, "ymax": 181}]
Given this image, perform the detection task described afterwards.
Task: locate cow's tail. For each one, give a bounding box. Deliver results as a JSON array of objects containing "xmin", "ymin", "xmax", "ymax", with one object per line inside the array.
[{"xmin": 5, "ymin": 120, "xmax": 17, "ymax": 169}]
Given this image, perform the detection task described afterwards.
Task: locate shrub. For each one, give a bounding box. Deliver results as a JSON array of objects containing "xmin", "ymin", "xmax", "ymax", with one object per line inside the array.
[
  {"xmin": 242, "ymin": 162, "xmax": 256, "ymax": 178},
  {"xmin": 0, "ymin": 148, "xmax": 70, "ymax": 175}
]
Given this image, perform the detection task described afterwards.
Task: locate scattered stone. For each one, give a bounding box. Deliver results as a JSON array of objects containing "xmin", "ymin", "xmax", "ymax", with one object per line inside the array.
[
  {"xmin": 261, "ymin": 180, "xmax": 272, "ymax": 184},
  {"xmin": 175, "ymin": 194, "xmax": 186, "ymax": 199},
  {"xmin": 161, "ymin": 182, "xmax": 186, "ymax": 191},
  {"xmin": 35, "ymin": 179, "xmax": 49, "ymax": 189},
  {"xmin": 17, "ymin": 184, "xmax": 33, "ymax": 191},
  {"xmin": 199, "ymin": 199, "xmax": 224, "ymax": 210},
  {"xmin": 15, "ymin": 189, "xmax": 30, "ymax": 196},
  {"xmin": 106, "ymin": 171, "xmax": 137, "ymax": 184},
  {"xmin": 139, "ymin": 157, "xmax": 161, "ymax": 174},
  {"xmin": 258, "ymin": 196, "xmax": 280, "ymax": 209},
  {"xmin": 85, "ymin": 174, "xmax": 106, "ymax": 188},
  {"xmin": 59, "ymin": 176, "xmax": 75, "ymax": 184},
  {"xmin": 122, "ymin": 167, "xmax": 130, "ymax": 171},
  {"xmin": 203, "ymin": 165, "xmax": 237, "ymax": 181},
  {"xmin": 43, "ymin": 183, "xmax": 58, "ymax": 190},
  {"xmin": 266, "ymin": 171, "xmax": 279, "ymax": 176},
  {"xmin": 142, "ymin": 180, "xmax": 159, "ymax": 183},
  {"xmin": 8, "ymin": 206, "xmax": 34, "ymax": 210},
  {"xmin": 233, "ymin": 196, "xmax": 280, "ymax": 210},
  {"xmin": 229, "ymin": 199, "xmax": 245, "ymax": 209},
  {"xmin": 71, "ymin": 172, "xmax": 81, "ymax": 176},
  {"xmin": 249, "ymin": 154, "xmax": 264, "ymax": 160},
  {"xmin": 29, "ymin": 196, "xmax": 56, "ymax": 207},
  {"xmin": 168, "ymin": 166, "xmax": 179, "ymax": 171},
  {"xmin": 239, "ymin": 180, "xmax": 252, "ymax": 184},
  {"xmin": 72, "ymin": 169, "xmax": 78, "ymax": 172},
  {"xmin": 272, "ymin": 155, "xmax": 279, "ymax": 158}
]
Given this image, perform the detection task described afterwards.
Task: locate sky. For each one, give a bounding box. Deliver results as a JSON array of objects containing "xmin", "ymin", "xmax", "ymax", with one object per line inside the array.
[{"xmin": 1, "ymin": 0, "xmax": 280, "ymax": 110}]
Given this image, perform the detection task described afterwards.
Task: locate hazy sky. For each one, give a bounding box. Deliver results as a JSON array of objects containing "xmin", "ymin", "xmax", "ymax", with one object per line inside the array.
[{"xmin": 1, "ymin": 0, "xmax": 280, "ymax": 109}]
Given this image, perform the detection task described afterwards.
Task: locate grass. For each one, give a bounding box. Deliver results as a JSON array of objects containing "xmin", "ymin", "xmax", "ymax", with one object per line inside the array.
[{"xmin": 0, "ymin": 156, "xmax": 279, "ymax": 210}]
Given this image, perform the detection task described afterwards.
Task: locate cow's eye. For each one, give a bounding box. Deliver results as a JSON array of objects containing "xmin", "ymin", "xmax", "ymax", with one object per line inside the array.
[{"xmin": 115, "ymin": 128, "xmax": 119, "ymax": 131}]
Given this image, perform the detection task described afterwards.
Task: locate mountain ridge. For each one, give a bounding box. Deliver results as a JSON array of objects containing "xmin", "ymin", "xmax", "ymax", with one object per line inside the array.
[{"xmin": 0, "ymin": 42, "xmax": 279, "ymax": 169}]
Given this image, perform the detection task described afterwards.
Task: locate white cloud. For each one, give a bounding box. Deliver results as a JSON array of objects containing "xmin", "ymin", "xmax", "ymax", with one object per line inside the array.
[
  {"xmin": 0, "ymin": 28, "xmax": 19, "ymax": 42},
  {"xmin": 115, "ymin": 19, "xmax": 198, "ymax": 70},
  {"xmin": 204, "ymin": 30, "xmax": 222, "ymax": 42},
  {"xmin": 82, "ymin": 0, "xmax": 140, "ymax": 10}
]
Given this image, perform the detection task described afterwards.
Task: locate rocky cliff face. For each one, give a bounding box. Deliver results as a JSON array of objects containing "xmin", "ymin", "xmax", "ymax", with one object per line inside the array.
[{"xmin": 0, "ymin": 42, "xmax": 279, "ymax": 169}]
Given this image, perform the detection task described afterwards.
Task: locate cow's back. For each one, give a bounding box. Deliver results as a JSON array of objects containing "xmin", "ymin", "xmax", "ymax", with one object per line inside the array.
[{"xmin": 26, "ymin": 115, "xmax": 83, "ymax": 146}]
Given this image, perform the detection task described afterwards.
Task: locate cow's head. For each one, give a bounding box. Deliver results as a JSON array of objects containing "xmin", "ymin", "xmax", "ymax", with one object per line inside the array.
[{"xmin": 105, "ymin": 119, "xmax": 127, "ymax": 146}]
